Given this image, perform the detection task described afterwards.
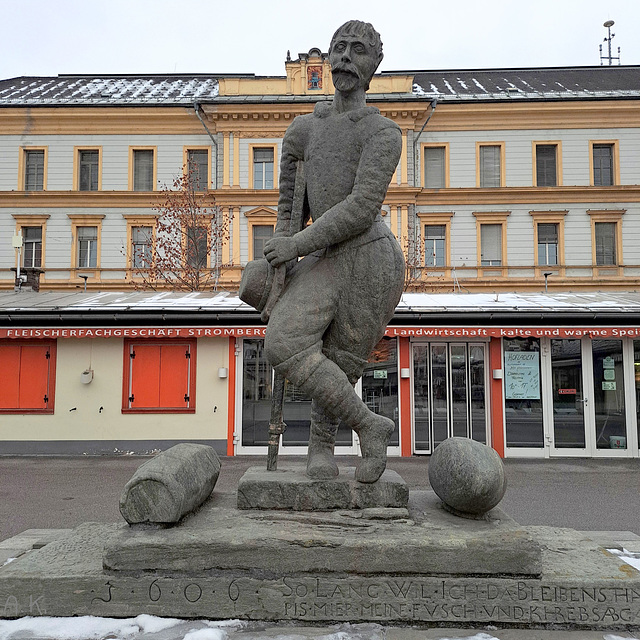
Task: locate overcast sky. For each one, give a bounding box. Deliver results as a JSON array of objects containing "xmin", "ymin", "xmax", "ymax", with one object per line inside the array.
[{"xmin": 2, "ymin": 0, "xmax": 639, "ymax": 80}]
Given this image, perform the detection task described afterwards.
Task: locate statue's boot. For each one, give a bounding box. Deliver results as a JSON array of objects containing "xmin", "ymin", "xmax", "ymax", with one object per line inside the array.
[
  {"xmin": 307, "ymin": 401, "xmax": 340, "ymax": 479},
  {"xmin": 278, "ymin": 352, "xmax": 393, "ymax": 483}
]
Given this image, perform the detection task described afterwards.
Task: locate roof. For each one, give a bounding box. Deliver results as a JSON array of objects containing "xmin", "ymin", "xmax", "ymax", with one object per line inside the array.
[
  {"xmin": 2, "ymin": 66, "xmax": 640, "ymax": 106},
  {"xmin": 2, "ymin": 291, "xmax": 640, "ymax": 326},
  {"xmin": 411, "ymin": 66, "xmax": 640, "ymax": 102},
  {"xmin": 0, "ymin": 75, "xmax": 220, "ymax": 106}
]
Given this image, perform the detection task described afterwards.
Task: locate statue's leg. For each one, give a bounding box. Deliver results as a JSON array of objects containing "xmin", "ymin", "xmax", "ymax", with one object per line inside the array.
[
  {"xmin": 307, "ymin": 399, "xmax": 340, "ymax": 479},
  {"xmin": 267, "ymin": 342, "xmax": 393, "ymax": 483}
]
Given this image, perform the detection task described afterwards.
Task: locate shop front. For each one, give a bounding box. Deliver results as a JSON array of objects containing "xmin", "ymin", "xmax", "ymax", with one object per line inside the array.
[{"xmin": 1, "ymin": 291, "xmax": 640, "ymax": 459}]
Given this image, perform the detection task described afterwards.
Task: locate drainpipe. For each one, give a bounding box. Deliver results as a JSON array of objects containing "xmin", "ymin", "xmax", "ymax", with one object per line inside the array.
[{"xmin": 193, "ymin": 102, "xmax": 218, "ymax": 188}]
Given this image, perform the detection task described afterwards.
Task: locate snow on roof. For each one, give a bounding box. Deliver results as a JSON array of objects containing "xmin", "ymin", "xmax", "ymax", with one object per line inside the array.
[
  {"xmin": 2, "ymin": 291, "xmax": 640, "ymax": 315},
  {"xmin": 0, "ymin": 75, "xmax": 219, "ymax": 106}
]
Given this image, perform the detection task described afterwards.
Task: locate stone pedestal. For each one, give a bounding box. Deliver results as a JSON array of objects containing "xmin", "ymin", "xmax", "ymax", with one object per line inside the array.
[
  {"xmin": 237, "ymin": 465, "xmax": 409, "ymax": 511},
  {"xmin": 1, "ymin": 481, "xmax": 639, "ymax": 629}
]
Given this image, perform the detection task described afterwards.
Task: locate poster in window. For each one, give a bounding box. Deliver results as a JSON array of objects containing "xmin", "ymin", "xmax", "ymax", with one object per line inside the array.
[{"xmin": 504, "ymin": 351, "xmax": 540, "ymax": 400}]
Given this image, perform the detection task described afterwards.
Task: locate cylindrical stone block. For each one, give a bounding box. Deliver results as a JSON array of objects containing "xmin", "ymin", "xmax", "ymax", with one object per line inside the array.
[
  {"xmin": 428, "ymin": 437, "xmax": 506, "ymax": 517},
  {"xmin": 119, "ymin": 443, "xmax": 221, "ymax": 525}
]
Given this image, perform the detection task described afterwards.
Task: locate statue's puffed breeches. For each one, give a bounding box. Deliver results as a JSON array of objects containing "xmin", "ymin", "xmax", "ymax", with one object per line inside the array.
[{"xmin": 264, "ymin": 229, "xmax": 404, "ymax": 386}]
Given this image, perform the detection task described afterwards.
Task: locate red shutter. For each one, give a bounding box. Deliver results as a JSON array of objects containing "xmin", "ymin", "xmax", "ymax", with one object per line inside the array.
[
  {"xmin": 128, "ymin": 342, "xmax": 192, "ymax": 410},
  {"xmin": 0, "ymin": 345, "xmax": 21, "ymax": 409},
  {"xmin": 159, "ymin": 344, "xmax": 190, "ymax": 408},
  {"xmin": 130, "ymin": 344, "xmax": 161, "ymax": 408},
  {"xmin": 18, "ymin": 345, "xmax": 49, "ymax": 409}
]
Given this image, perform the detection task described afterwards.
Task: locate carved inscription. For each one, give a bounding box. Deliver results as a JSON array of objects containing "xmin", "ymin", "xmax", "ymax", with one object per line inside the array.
[{"xmin": 276, "ymin": 578, "xmax": 640, "ymax": 624}]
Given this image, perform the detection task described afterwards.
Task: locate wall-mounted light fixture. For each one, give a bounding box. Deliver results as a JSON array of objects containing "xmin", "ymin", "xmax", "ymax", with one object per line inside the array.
[
  {"xmin": 218, "ymin": 367, "xmax": 228, "ymax": 379},
  {"xmin": 81, "ymin": 369, "xmax": 94, "ymax": 384}
]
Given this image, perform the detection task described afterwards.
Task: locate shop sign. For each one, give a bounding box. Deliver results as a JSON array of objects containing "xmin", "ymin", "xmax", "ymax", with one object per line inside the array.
[
  {"xmin": 4, "ymin": 325, "xmax": 640, "ymax": 340},
  {"xmin": 602, "ymin": 381, "xmax": 617, "ymax": 391},
  {"xmin": 504, "ymin": 352, "xmax": 540, "ymax": 400},
  {"xmin": 603, "ymin": 369, "xmax": 615, "ymax": 381},
  {"xmin": 603, "ymin": 356, "xmax": 615, "ymax": 368},
  {"xmin": 373, "ymin": 370, "xmax": 388, "ymax": 379},
  {"xmin": 558, "ymin": 389, "xmax": 576, "ymax": 395}
]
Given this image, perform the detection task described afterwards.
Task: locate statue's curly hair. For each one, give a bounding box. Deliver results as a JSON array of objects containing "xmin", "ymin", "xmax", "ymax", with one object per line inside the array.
[{"xmin": 329, "ymin": 20, "xmax": 383, "ymax": 61}]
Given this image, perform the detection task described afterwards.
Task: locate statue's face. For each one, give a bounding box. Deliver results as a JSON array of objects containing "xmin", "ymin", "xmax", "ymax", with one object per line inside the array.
[{"xmin": 329, "ymin": 32, "xmax": 379, "ymax": 94}]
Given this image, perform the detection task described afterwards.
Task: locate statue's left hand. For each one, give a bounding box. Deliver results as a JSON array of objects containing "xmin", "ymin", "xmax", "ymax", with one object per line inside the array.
[{"xmin": 264, "ymin": 236, "xmax": 298, "ymax": 266}]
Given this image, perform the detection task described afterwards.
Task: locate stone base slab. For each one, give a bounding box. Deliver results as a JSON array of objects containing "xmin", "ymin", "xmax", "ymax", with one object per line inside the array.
[
  {"xmin": 1, "ymin": 493, "xmax": 639, "ymax": 629},
  {"xmin": 103, "ymin": 490, "xmax": 540, "ymax": 577},
  {"xmin": 237, "ymin": 465, "xmax": 409, "ymax": 510}
]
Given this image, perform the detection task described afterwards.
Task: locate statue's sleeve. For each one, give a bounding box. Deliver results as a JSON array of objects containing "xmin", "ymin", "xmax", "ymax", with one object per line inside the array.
[
  {"xmin": 274, "ymin": 118, "xmax": 304, "ymax": 238},
  {"xmin": 293, "ymin": 122, "xmax": 401, "ymax": 255}
]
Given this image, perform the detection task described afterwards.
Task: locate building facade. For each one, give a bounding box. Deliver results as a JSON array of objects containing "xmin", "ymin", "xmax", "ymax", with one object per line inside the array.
[{"xmin": 2, "ymin": 54, "xmax": 640, "ymax": 459}]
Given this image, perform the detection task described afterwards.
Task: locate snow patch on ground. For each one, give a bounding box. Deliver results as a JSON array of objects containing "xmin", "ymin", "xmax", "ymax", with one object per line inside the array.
[{"xmin": 607, "ymin": 548, "xmax": 640, "ymax": 572}]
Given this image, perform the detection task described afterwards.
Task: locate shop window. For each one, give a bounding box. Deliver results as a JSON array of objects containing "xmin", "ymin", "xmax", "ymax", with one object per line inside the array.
[
  {"xmin": 504, "ymin": 337, "xmax": 543, "ymax": 448},
  {"xmin": 477, "ymin": 143, "xmax": 504, "ymax": 188},
  {"xmin": 75, "ymin": 148, "xmax": 101, "ymax": 191},
  {"xmin": 592, "ymin": 340, "xmax": 626, "ymax": 450},
  {"xmin": 123, "ymin": 340, "xmax": 196, "ymax": 413},
  {"xmin": 591, "ymin": 142, "xmax": 617, "ymax": 186},
  {"xmin": 186, "ymin": 148, "xmax": 209, "ymax": 190},
  {"xmin": 252, "ymin": 225, "xmax": 274, "ymax": 262},
  {"xmin": 20, "ymin": 148, "xmax": 47, "ymax": 191},
  {"xmin": 534, "ymin": 143, "xmax": 559, "ymax": 187},
  {"xmin": 130, "ymin": 148, "xmax": 156, "ymax": 191},
  {"xmin": 423, "ymin": 145, "xmax": 448, "ymax": 189},
  {"xmin": 252, "ymin": 147, "xmax": 275, "ymax": 189},
  {"xmin": 424, "ymin": 225, "xmax": 445, "ymax": 267},
  {"xmin": 0, "ymin": 341, "xmax": 55, "ymax": 414}
]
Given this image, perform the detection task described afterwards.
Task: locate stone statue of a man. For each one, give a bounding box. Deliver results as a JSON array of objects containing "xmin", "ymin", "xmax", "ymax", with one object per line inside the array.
[{"xmin": 263, "ymin": 20, "xmax": 404, "ymax": 483}]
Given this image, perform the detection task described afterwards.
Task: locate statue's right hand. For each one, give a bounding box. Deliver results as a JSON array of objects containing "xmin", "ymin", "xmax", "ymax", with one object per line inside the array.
[{"xmin": 264, "ymin": 236, "xmax": 298, "ymax": 267}]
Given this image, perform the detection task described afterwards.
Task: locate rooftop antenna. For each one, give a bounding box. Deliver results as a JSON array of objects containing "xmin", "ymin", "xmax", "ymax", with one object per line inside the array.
[{"xmin": 599, "ymin": 20, "xmax": 621, "ymax": 66}]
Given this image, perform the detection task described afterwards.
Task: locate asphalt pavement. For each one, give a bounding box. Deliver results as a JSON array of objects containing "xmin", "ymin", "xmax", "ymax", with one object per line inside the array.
[{"xmin": 1, "ymin": 455, "xmax": 639, "ymax": 541}]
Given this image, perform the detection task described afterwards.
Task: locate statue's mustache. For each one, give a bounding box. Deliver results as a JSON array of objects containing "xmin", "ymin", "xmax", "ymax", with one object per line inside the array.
[{"xmin": 331, "ymin": 63, "xmax": 359, "ymax": 77}]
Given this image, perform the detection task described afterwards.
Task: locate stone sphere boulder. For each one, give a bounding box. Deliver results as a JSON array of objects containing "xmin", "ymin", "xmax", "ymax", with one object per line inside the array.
[{"xmin": 428, "ymin": 437, "xmax": 506, "ymax": 518}]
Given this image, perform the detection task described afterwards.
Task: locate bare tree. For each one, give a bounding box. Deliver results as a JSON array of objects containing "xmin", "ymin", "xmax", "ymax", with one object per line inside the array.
[{"xmin": 130, "ymin": 167, "xmax": 229, "ymax": 291}]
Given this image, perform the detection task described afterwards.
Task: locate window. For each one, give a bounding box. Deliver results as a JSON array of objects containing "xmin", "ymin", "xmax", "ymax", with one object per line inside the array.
[
  {"xmin": 69, "ymin": 214, "xmax": 104, "ymax": 278},
  {"xmin": 595, "ymin": 222, "xmax": 617, "ymax": 265},
  {"xmin": 423, "ymin": 145, "xmax": 448, "ymax": 189},
  {"xmin": 537, "ymin": 223, "xmax": 558, "ymax": 265},
  {"xmin": 130, "ymin": 148, "xmax": 156, "ymax": 191},
  {"xmin": 424, "ymin": 225, "xmax": 445, "ymax": 267},
  {"xmin": 252, "ymin": 147, "xmax": 274, "ymax": 189},
  {"xmin": 186, "ymin": 225, "xmax": 209, "ymax": 269},
  {"xmin": 252, "ymin": 225, "xmax": 274, "ymax": 262},
  {"xmin": 0, "ymin": 341, "xmax": 56, "ymax": 414},
  {"xmin": 77, "ymin": 227, "xmax": 98, "ymax": 268},
  {"xmin": 474, "ymin": 211, "xmax": 509, "ymax": 276},
  {"xmin": 244, "ymin": 206, "xmax": 278, "ymax": 260},
  {"xmin": 123, "ymin": 340, "xmax": 196, "ymax": 413},
  {"xmin": 530, "ymin": 211, "xmax": 566, "ymax": 277},
  {"xmin": 186, "ymin": 149, "xmax": 209, "ymax": 190},
  {"xmin": 20, "ymin": 148, "xmax": 47, "ymax": 191},
  {"xmin": 477, "ymin": 143, "xmax": 504, "ymax": 188},
  {"xmin": 131, "ymin": 226, "xmax": 153, "ymax": 269},
  {"xmin": 592, "ymin": 143, "xmax": 615, "ymax": 186},
  {"xmin": 534, "ymin": 143, "xmax": 559, "ymax": 187},
  {"xmin": 22, "ymin": 226, "xmax": 43, "ymax": 268},
  {"xmin": 480, "ymin": 224, "xmax": 502, "ymax": 266},
  {"xmin": 77, "ymin": 149, "xmax": 101, "ymax": 191},
  {"xmin": 589, "ymin": 209, "xmax": 625, "ymax": 274}
]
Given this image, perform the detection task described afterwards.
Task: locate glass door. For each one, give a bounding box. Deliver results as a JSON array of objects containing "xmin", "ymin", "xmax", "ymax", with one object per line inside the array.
[
  {"xmin": 412, "ymin": 342, "xmax": 488, "ymax": 453},
  {"xmin": 549, "ymin": 338, "xmax": 587, "ymax": 454}
]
